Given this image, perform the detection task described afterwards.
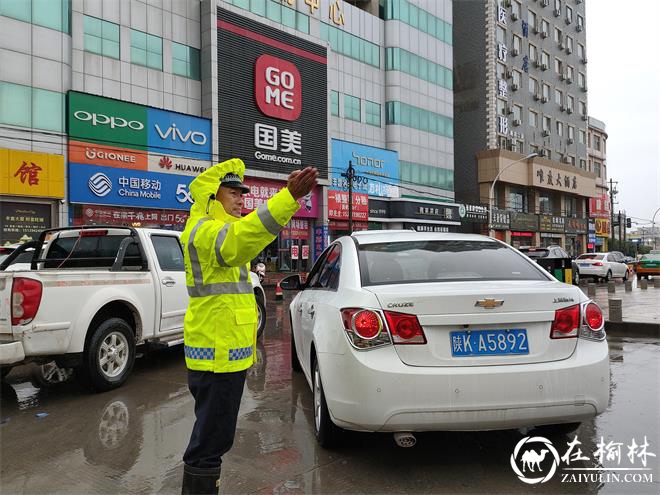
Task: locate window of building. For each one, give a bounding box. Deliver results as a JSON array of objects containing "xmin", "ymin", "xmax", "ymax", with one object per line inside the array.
[
  {"xmin": 496, "ymin": 25, "xmax": 506, "ymax": 44},
  {"xmin": 579, "ymin": 158, "xmax": 586, "ymax": 170},
  {"xmin": 497, "ymin": 98, "xmax": 506, "ymax": 116},
  {"xmin": 593, "ymin": 135, "xmax": 601, "ymax": 150},
  {"xmin": 539, "ymin": 192, "xmax": 552, "ymax": 214},
  {"xmin": 382, "ymin": 0, "xmax": 453, "ymax": 45},
  {"xmin": 513, "ymin": 34, "xmax": 522, "ymax": 54},
  {"xmin": 131, "ymin": 29, "xmax": 162, "ymax": 70},
  {"xmin": 386, "ymin": 101, "xmax": 453, "ymax": 138},
  {"xmin": 512, "ymin": 70, "xmax": 522, "ymax": 87},
  {"xmin": 366, "ymin": 100, "xmax": 381, "ymax": 127},
  {"xmin": 541, "ymin": 51, "xmax": 550, "ymax": 69},
  {"xmin": 579, "ymin": 129, "xmax": 586, "ymax": 144},
  {"xmin": 555, "ymin": 0, "xmax": 562, "ymax": 11},
  {"xmin": 578, "ymin": 72, "xmax": 586, "ymax": 88},
  {"xmin": 556, "ymin": 120, "xmax": 563, "ymax": 136},
  {"xmin": 566, "ymin": 5, "xmax": 573, "ymax": 23},
  {"xmin": 512, "ymin": 1, "xmax": 521, "ymax": 19},
  {"xmin": 513, "ymin": 104, "xmax": 522, "ymax": 121},
  {"xmin": 172, "ymin": 42, "xmax": 200, "ymax": 79},
  {"xmin": 344, "ymin": 95, "xmax": 361, "ymax": 122},
  {"xmin": 567, "ymin": 94, "xmax": 575, "ymax": 111},
  {"xmin": 542, "ymin": 82, "xmax": 550, "ymax": 100},
  {"xmin": 529, "ymin": 109, "xmax": 538, "ymax": 127},
  {"xmin": 529, "ymin": 43, "xmax": 538, "ymax": 62},
  {"xmin": 569, "ymin": 155, "xmax": 576, "ymax": 166},
  {"xmin": 227, "ymin": 0, "xmax": 310, "ymax": 33},
  {"xmin": 541, "ymin": 19, "xmax": 550, "ymax": 36},
  {"xmin": 321, "ymin": 23, "xmax": 379, "ymax": 68},
  {"xmin": 555, "ymin": 88, "xmax": 563, "ymax": 105},
  {"xmin": 529, "ymin": 75, "xmax": 538, "ymax": 94},
  {"xmin": 400, "ymin": 160, "xmax": 454, "ymax": 191},
  {"xmin": 543, "ymin": 115, "xmax": 551, "ymax": 132},
  {"xmin": 0, "ymin": 81, "xmax": 64, "ymax": 132},
  {"xmin": 566, "ymin": 36, "xmax": 574, "ymax": 53},
  {"xmin": 577, "ymin": 14, "xmax": 584, "ymax": 29},
  {"xmin": 555, "ymin": 57, "xmax": 563, "ymax": 75},
  {"xmin": 528, "ymin": 9, "xmax": 537, "ymax": 27},
  {"xmin": 496, "ymin": 62, "xmax": 506, "ymax": 80},
  {"xmin": 83, "ymin": 15, "xmax": 119, "ymax": 59},
  {"xmin": 567, "ymin": 65, "xmax": 574, "ymax": 81},
  {"xmin": 385, "ymin": 48, "xmax": 452, "ymax": 89},
  {"xmin": 0, "ymin": 0, "xmax": 70, "ymax": 33},
  {"xmin": 579, "ymin": 100, "xmax": 587, "ymax": 116},
  {"xmin": 593, "ymin": 160, "xmax": 602, "ymax": 177},
  {"xmin": 554, "ymin": 27, "xmax": 562, "ymax": 44},
  {"xmin": 578, "ymin": 42, "xmax": 585, "ymax": 59},
  {"xmin": 330, "ymin": 90, "xmax": 339, "ymax": 117},
  {"xmin": 565, "ymin": 196, "xmax": 577, "ymax": 217},
  {"xmin": 568, "ymin": 125, "xmax": 574, "ymax": 140},
  {"xmin": 509, "ymin": 187, "xmax": 528, "ymax": 212}
]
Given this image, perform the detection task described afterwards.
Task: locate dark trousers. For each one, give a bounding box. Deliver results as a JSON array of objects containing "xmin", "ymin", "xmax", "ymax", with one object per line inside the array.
[{"xmin": 183, "ymin": 369, "xmax": 247, "ymax": 469}]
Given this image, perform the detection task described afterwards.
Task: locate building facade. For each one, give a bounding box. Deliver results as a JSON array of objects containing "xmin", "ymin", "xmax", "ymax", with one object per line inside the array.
[
  {"xmin": 587, "ymin": 116, "xmax": 608, "ymax": 251},
  {"xmin": 1, "ymin": 0, "xmax": 457, "ymax": 272},
  {"xmin": 454, "ymin": 0, "xmax": 596, "ymax": 255}
]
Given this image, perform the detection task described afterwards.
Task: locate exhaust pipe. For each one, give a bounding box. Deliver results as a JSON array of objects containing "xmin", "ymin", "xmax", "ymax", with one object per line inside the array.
[{"xmin": 393, "ymin": 432, "xmax": 417, "ymax": 448}]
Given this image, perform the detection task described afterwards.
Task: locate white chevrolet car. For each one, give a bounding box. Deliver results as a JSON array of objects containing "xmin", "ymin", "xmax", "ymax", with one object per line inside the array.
[
  {"xmin": 574, "ymin": 252, "xmax": 630, "ymax": 282},
  {"xmin": 281, "ymin": 231, "xmax": 610, "ymax": 448}
]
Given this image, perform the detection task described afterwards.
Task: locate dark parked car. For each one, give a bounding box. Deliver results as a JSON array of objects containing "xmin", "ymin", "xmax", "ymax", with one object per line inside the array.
[{"xmin": 518, "ymin": 245, "xmax": 578, "ymax": 284}]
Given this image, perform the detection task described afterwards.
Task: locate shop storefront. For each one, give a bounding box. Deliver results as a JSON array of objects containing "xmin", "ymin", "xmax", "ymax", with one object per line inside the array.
[
  {"xmin": 565, "ymin": 217, "xmax": 588, "ymax": 256},
  {"xmin": 368, "ymin": 198, "xmax": 461, "ymax": 233},
  {"xmin": 509, "ymin": 212, "xmax": 539, "ymax": 248},
  {"xmin": 593, "ymin": 217, "xmax": 610, "ymax": 252},
  {"xmin": 328, "ymin": 189, "xmax": 369, "ymax": 239},
  {"xmin": 458, "ymin": 203, "xmax": 489, "ymax": 234},
  {"xmin": 539, "ymin": 215, "xmax": 565, "ymax": 248},
  {"xmin": 1, "ymin": 149, "xmax": 65, "ymax": 243},
  {"xmin": 66, "ymin": 91, "xmax": 211, "ymax": 230}
]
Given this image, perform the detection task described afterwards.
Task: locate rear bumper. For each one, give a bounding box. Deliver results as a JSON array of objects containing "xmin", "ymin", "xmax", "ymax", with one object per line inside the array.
[
  {"xmin": 318, "ymin": 338, "xmax": 610, "ymax": 432},
  {"xmin": 576, "ymin": 266, "xmax": 607, "ymax": 277},
  {"xmin": 0, "ymin": 341, "xmax": 25, "ymax": 365}
]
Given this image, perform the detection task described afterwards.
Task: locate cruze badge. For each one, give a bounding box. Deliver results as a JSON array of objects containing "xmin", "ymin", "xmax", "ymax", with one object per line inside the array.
[
  {"xmin": 387, "ymin": 302, "xmax": 414, "ymax": 308},
  {"xmin": 475, "ymin": 298, "xmax": 504, "ymax": 309}
]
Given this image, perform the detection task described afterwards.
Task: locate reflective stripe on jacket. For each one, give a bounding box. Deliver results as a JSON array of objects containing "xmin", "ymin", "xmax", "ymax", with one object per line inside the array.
[{"xmin": 181, "ymin": 159, "xmax": 300, "ymax": 372}]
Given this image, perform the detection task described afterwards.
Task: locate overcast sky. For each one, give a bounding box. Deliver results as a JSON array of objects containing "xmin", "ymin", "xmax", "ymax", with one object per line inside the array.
[{"xmin": 586, "ymin": 0, "xmax": 660, "ymax": 228}]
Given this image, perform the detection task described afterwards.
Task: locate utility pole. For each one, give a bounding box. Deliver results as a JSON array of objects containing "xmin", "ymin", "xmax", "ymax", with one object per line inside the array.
[
  {"xmin": 618, "ymin": 211, "xmax": 622, "ymax": 252},
  {"xmin": 341, "ymin": 160, "xmax": 356, "ymax": 233},
  {"xmin": 608, "ymin": 179, "xmax": 617, "ymax": 250}
]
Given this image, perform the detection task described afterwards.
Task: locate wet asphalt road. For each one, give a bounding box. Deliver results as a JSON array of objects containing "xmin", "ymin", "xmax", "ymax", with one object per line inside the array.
[{"xmin": 1, "ymin": 292, "xmax": 658, "ymax": 495}]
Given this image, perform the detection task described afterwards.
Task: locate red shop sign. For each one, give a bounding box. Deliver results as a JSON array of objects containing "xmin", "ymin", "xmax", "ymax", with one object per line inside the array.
[
  {"xmin": 241, "ymin": 177, "xmax": 319, "ymax": 218},
  {"xmin": 327, "ymin": 189, "xmax": 369, "ymax": 221}
]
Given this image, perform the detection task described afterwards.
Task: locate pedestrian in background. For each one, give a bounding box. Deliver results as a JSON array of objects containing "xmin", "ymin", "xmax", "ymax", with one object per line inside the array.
[{"xmin": 180, "ymin": 158, "xmax": 318, "ymax": 494}]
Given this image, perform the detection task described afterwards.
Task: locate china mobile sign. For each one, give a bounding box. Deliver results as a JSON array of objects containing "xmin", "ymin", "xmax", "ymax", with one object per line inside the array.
[
  {"xmin": 217, "ymin": 9, "xmax": 328, "ymax": 177},
  {"xmin": 68, "ymin": 91, "xmax": 211, "ymax": 160}
]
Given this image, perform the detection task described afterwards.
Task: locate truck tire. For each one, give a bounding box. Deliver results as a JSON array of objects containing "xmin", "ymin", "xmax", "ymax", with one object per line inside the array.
[
  {"xmin": 82, "ymin": 318, "xmax": 136, "ymax": 392},
  {"xmin": 255, "ymin": 291, "xmax": 267, "ymax": 339}
]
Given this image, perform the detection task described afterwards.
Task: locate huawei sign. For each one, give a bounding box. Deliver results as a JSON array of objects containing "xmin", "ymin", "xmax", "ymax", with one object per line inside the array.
[
  {"xmin": 159, "ymin": 156, "xmax": 173, "ymax": 169},
  {"xmin": 254, "ymin": 54, "xmax": 301, "ymax": 121}
]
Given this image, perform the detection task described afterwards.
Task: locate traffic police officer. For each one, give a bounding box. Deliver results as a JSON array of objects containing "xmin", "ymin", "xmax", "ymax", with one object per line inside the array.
[{"xmin": 180, "ymin": 158, "xmax": 318, "ymax": 494}]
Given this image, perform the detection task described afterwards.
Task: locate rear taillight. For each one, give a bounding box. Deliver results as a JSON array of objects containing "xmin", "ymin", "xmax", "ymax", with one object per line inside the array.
[
  {"xmin": 80, "ymin": 229, "xmax": 108, "ymax": 237},
  {"xmin": 11, "ymin": 277, "xmax": 42, "ymax": 325},
  {"xmin": 383, "ymin": 311, "xmax": 427, "ymax": 344},
  {"xmin": 550, "ymin": 304, "xmax": 580, "ymax": 339},
  {"xmin": 593, "ymin": 261, "xmax": 603, "ymax": 266},
  {"xmin": 341, "ymin": 308, "xmax": 390, "ymax": 349},
  {"xmin": 579, "ymin": 301, "xmax": 606, "ymax": 341}
]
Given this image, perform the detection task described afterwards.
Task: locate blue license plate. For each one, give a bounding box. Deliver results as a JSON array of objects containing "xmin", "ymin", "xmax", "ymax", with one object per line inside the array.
[{"xmin": 450, "ymin": 329, "xmax": 529, "ymax": 357}]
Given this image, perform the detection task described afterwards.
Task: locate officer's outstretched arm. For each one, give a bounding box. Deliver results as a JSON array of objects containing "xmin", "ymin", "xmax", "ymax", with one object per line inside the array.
[{"xmin": 212, "ymin": 188, "xmax": 300, "ymax": 267}]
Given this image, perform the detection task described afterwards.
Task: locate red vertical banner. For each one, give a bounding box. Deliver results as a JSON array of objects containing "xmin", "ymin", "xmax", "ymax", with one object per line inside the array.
[
  {"xmin": 291, "ymin": 244, "xmax": 299, "ymax": 259},
  {"xmin": 301, "ymin": 245, "xmax": 309, "ymax": 260}
]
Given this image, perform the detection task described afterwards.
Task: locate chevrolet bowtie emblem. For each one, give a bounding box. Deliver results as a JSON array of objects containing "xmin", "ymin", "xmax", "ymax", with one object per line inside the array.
[{"xmin": 475, "ymin": 298, "xmax": 504, "ymax": 309}]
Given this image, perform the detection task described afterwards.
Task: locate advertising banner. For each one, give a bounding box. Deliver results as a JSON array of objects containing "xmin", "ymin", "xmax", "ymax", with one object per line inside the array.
[
  {"xmin": 491, "ymin": 209, "xmax": 510, "ymax": 230},
  {"xmin": 330, "ymin": 139, "xmax": 399, "ymax": 198},
  {"xmin": 68, "ymin": 140, "xmax": 148, "ymax": 171},
  {"xmin": 510, "ymin": 212, "xmax": 539, "ymax": 232},
  {"xmin": 539, "ymin": 215, "xmax": 565, "ymax": 233},
  {"xmin": 458, "ymin": 203, "xmax": 489, "ymax": 223},
  {"xmin": 241, "ymin": 177, "xmax": 319, "ymax": 219},
  {"xmin": 595, "ymin": 218, "xmax": 610, "ymax": 237},
  {"xmin": 565, "ymin": 217, "xmax": 588, "ymax": 234},
  {"xmin": 217, "ymin": 9, "xmax": 328, "ymax": 177},
  {"xmin": 75, "ymin": 204, "xmax": 188, "ymax": 227},
  {"xmin": 68, "ymin": 91, "xmax": 212, "ymax": 160},
  {"xmin": 68, "ymin": 163, "xmax": 194, "ymax": 210},
  {"xmin": 281, "ymin": 219, "xmax": 309, "ymax": 240},
  {"xmin": 0, "ymin": 202, "xmax": 51, "ymax": 243},
  {"xmin": 313, "ymin": 224, "xmax": 329, "ymax": 261},
  {"xmin": 327, "ymin": 189, "xmax": 369, "ymax": 221},
  {"xmin": 147, "ymin": 154, "xmax": 210, "ymax": 177},
  {"xmin": 0, "ymin": 148, "xmax": 64, "ymax": 198}
]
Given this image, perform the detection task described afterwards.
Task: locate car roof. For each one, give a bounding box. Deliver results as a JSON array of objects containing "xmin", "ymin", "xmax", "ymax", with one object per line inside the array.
[{"xmin": 349, "ymin": 230, "xmax": 497, "ymax": 246}]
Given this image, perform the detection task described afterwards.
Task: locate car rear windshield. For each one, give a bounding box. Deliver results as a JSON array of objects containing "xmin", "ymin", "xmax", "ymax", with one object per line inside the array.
[
  {"xmin": 358, "ymin": 240, "xmax": 548, "ymax": 286},
  {"xmin": 44, "ymin": 234, "xmax": 143, "ymax": 269},
  {"xmin": 577, "ymin": 254, "xmax": 604, "ymax": 260},
  {"xmin": 520, "ymin": 248, "xmax": 549, "ymax": 259}
]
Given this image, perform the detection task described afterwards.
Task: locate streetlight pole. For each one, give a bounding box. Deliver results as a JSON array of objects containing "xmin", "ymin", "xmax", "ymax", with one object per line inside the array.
[
  {"xmin": 652, "ymin": 207, "xmax": 660, "ymax": 250},
  {"xmin": 488, "ymin": 152, "xmax": 538, "ymax": 237}
]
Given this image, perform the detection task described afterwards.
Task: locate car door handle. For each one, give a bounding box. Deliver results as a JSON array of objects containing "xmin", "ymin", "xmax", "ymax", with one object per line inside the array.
[
  {"xmin": 162, "ymin": 278, "xmax": 176, "ymax": 287},
  {"xmin": 296, "ymin": 304, "xmax": 303, "ymax": 314},
  {"xmin": 308, "ymin": 305, "xmax": 315, "ymax": 318}
]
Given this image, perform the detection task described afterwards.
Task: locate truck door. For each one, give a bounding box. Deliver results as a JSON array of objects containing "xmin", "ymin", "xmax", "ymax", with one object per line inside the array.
[{"xmin": 150, "ymin": 234, "xmax": 188, "ymax": 335}]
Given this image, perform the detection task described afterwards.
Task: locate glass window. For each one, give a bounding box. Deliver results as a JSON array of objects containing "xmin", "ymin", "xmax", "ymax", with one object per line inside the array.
[
  {"xmin": 281, "ymin": 3, "xmax": 296, "ymax": 28},
  {"xmin": 577, "ymin": 14, "xmax": 584, "ymax": 28},
  {"xmin": 84, "ymin": 15, "xmax": 119, "ymax": 59},
  {"xmin": 513, "ymin": 104, "xmax": 522, "ymax": 121},
  {"xmin": 568, "ymin": 125, "xmax": 575, "ymax": 140},
  {"xmin": 566, "ymin": 36, "xmax": 574, "ymax": 52},
  {"xmin": 528, "ymin": 10, "xmax": 537, "ymax": 26},
  {"xmin": 250, "ymin": 0, "xmax": 266, "ymax": 16},
  {"xmin": 366, "ymin": 100, "xmax": 381, "ymax": 127},
  {"xmin": 0, "ymin": 82, "xmax": 64, "ymax": 132},
  {"xmin": 567, "ymin": 94, "xmax": 574, "ymax": 110},
  {"xmin": 344, "ymin": 94, "xmax": 361, "ymax": 122},
  {"xmin": 529, "ymin": 43, "xmax": 537, "ymax": 62},
  {"xmin": 497, "ymin": 98, "xmax": 506, "ymax": 116},
  {"xmin": 496, "ymin": 62, "xmax": 506, "ymax": 80},
  {"xmin": 555, "ymin": 88, "xmax": 563, "ymax": 105},
  {"xmin": 543, "ymin": 115, "xmax": 551, "ymax": 132},
  {"xmin": 151, "ymin": 235, "xmax": 184, "ymax": 271},
  {"xmin": 579, "ymin": 129, "xmax": 586, "ymax": 144},
  {"xmin": 566, "ymin": 5, "xmax": 573, "ymax": 23},
  {"xmin": 578, "ymin": 72, "xmax": 585, "ymax": 88},
  {"xmin": 310, "ymin": 244, "xmax": 341, "ymax": 290},
  {"xmin": 554, "ymin": 27, "xmax": 562, "ymax": 43},
  {"xmin": 296, "ymin": 11, "xmax": 309, "ymax": 33},
  {"xmin": 1, "ymin": 0, "xmax": 70, "ymax": 33},
  {"xmin": 567, "ymin": 65, "xmax": 574, "ymax": 80},
  {"xmin": 32, "ymin": 87, "xmax": 64, "ymax": 132},
  {"xmin": 383, "ymin": 0, "xmax": 452, "ymax": 46},
  {"xmin": 131, "ymin": 29, "xmax": 162, "ymax": 70},
  {"xmin": 578, "ymin": 43, "xmax": 585, "ymax": 59},
  {"xmin": 541, "ymin": 18, "xmax": 549, "ymax": 35},
  {"xmin": 555, "ymin": 57, "xmax": 563, "ymax": 75},
  {"xmin": 330, "ymin": 90, "xmax": 339, "ymax": 117},
  {"xmin": 266, "ymin": 0, "xmax": 281, "ymax": 23},
  {"xmin": 528, "ymin": 109, "xmax": 538, "ymax": 127},
  {"xmin": 529, "ymin": 76, "xmax": 537, "ymax": 94},
  {"xmin": 556, "ymin": 120, "xmax": 563, "ymax": 136},
  {"xmin": 320, "ymin": 23, "xmax": 379, "ymax": 68},
  {"xmin": 172, "ymin": 42, "xmax": 200, "ymax": 80},
  {"xmin": 541, "ymin": 51, "xmax": 549, "ymax": 67},
  {"xmin": 542, "ymin": 83, "xmax": 550, "ymax": 99},
  {"xmin": 512, "ymin": 70, "xmax": 521, "ymax": 87},
  {"xmin": 496, "ymin": 26, "xmax": 506, "ymax": 44},
  {"xmin": 512, "ymin": 1, "xmax": 521, "ymax": 19},
  {"xmin": 512, "ymin": 35, "xmax": 522, "ymax": 53}
]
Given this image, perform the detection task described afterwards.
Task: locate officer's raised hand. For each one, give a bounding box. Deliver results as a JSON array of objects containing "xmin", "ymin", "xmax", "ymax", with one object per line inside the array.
[{"xmin": 287, "ymin": 167, "xmax": 319, "ymax": 199}]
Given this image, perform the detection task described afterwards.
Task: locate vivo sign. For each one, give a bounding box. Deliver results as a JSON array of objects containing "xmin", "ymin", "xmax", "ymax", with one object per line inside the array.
[{"xmin": 68, "ymin": 91, "xmax": 212, "ymax": 160}]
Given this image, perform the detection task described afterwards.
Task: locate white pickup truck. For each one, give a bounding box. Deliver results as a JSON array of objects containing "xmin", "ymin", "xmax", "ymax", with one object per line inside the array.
[{"xmin": 0, "ymin": 226, "xmax": 266, "ymax": 391}]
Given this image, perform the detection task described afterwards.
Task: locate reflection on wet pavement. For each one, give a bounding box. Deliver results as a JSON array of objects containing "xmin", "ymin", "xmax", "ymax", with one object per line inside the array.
[{"xmin": 1, "ymin": 295, "xmax": 658, "ymax": 494}]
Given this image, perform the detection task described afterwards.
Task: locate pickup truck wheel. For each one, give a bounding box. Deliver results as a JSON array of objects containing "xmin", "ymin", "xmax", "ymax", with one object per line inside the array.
[
  {"xmin": 83, "ymin": 318, "xmax": 135, "ymax": 392},
  {"xmin": 255, "ymin": 292, "xmax": 267, "ymax": 339}
]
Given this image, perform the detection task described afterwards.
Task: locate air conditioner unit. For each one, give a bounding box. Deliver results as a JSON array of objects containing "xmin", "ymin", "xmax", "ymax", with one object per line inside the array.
[
  {"xmin": 542, "ymin": 130, "xmax": 550, "ymax": 137},
  {"xmin": 567, "ymin": 76, "xmax": 573, "ymax": 84},
  {"xmin": 560, "ymin": 104, "xmax": 567, "ymax": 112},
  {"xmin": 512, "ymin": 119, "xmax": 521, "ymax": 127},
  {"xmin": 541, "ymin": 0, "xmax": 549, "ymax": 6},
  {"xmin": 581, "ymin": 113, "xmax": 588, "ymax": 121},
  {"xmin": 567, "ymin": 107, "xmax": 573, "ymax": 114},
  {"xmin": 533, "ymin": 59, "xmax": 541, "ymax": 68},
  {"xmin": 566, "ymin": 46, "xmax": 573, "ymax": 54},
  {"xmin": 582, "ymin": 57, "xmax": 588, "ymax": 64},
  {"xmin": 533, "ymin": 23, "xmax": 541, "ymax": 34},
  {"xmin": 538, "ymin": 149, "xmax": 547, "ymax": 157},
  {"xmin": 511, "ymin": 82, "xmax": 519, "ymax": 91},
  {"xmin": 565, "ymin": 17, "xmax": 572, "ymax": 25},
  {"xmin": 511, "ymin": 47, "xmax": 519, "ymax": 56},
  {"xmin": 553, "ymin": 8, "xmax": 561, "ymax": 17},
  {"xmin": 561, "ymin": 156, "xmax": 570, "ymax": 163},
  {"xmin": 559, "ymin": 41, "xmax": 565, "ymax": 50},
  {"xmin": 567, "ymin": 138, "xmax": 575, "ymax": 144},
  {"xmin": 511, "ymin": 12, "xmax": 519, "ymax": 21},
  {"xmin": 534, "ymin": 93, "xmax": 542, "ymax": 101},
  {"xmin": 582, "ymin": 85, "xmax": 588, "ymax": 92},
  {"xmin": 541, "ymin": 63, "xmax": 548, "ymax": 70},
  {"xmin": 541, "ymin": 30, "xmax": 548, "ymax": 38},
  {"xmin": 576, "ymin": 24, "xmax": 583, "ymax": 32},
  {"xmin": 559, "ymin": 72, "xmax": 566, "ymax": 81},
  {"xmin": 541, "ymin": 96, "xmax": 549, "ymax": 103},
  {"xmin": 506, "ymin": 105, "xmax": 514, "ymax": 115},
  {"xmin": 505, "ymin": 69, "xmax": 513, "ymax": 79}
]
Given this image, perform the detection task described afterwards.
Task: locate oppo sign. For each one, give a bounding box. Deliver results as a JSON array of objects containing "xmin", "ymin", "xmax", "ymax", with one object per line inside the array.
[{"xmin": 74, "ymin": 110, "xmax": 144, "ymax": 130}]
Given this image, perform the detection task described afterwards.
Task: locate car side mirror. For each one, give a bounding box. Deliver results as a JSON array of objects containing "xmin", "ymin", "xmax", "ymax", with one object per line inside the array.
[{"xmin": 279, "ymin": 274, "xmax": 302, "ymax": 290}]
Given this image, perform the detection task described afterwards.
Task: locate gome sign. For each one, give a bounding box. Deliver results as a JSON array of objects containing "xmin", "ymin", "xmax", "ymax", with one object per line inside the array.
[{"xmin": 255, "ymin": 54, "xmax": 301, "ymax": 121}]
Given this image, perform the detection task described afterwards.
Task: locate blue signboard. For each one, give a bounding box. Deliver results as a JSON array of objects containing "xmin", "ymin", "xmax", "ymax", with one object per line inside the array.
[
  {"xmin": 146, "ymin": 107, "xmax": 212, "ymax": 160},
  {"xmin": 313, "ymin": 224, "xmax": 329, "ymax": 261},
  {"xmin": 331, "ymin": 139, "xmax": 399, "ymax": 198},
  {"xmin": 69, "ymin": 163, "xmax": 194, "ymax": 210}
]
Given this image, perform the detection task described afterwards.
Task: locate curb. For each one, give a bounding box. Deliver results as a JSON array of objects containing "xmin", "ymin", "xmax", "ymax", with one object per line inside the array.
[{"xmin": 605, "ymin": 320, "xmax": 660, "ymax": 338}]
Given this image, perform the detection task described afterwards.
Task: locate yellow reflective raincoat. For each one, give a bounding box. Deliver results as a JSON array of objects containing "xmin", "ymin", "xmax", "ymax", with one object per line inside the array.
[{"xmin": 181, "ymin": 158, "xmax": 300, "ymax": 372}]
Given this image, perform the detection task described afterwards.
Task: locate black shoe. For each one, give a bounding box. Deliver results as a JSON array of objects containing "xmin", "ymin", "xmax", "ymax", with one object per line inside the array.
[{"xmin": 181, "ymin": 464, "xmax": 220, "ymax": 495}]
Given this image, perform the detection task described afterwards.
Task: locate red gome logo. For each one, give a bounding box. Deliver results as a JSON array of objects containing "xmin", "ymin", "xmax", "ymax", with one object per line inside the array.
[{"xmin": 255, "ymin": 54, "xmax": 301, "ymax": 121}]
